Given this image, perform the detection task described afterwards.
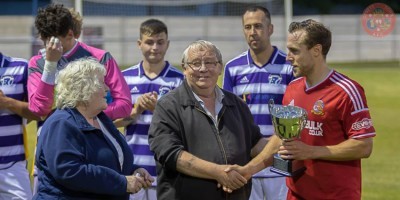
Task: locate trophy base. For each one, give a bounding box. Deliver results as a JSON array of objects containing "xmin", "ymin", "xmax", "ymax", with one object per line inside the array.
[{"xmin": 270, "ymin": 154, "xmax": 306, "ymax": 177}]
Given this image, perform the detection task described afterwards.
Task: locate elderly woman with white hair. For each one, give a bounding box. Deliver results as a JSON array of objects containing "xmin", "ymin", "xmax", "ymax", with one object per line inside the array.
[{"xmin": 33, "ymin": 58, "xmax": 153, "ymax": 200}]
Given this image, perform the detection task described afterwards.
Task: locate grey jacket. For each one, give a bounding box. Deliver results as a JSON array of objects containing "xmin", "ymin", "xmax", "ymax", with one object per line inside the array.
[{"xmin": 149, "ymin": 80, "xmax": 262, "ymax": 200}]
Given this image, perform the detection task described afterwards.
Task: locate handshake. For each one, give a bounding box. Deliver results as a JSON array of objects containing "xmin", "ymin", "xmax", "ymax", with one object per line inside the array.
[
  {"xmin": 125, "ymin": 168, "xmax": 155, "ymax": 194},
  {"xmin": 215, "ymin": 164, "xmax": 251, "ymax": 193}
]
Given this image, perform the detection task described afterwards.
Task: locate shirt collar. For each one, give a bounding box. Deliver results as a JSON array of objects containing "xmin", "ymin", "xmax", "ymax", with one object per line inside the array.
[
  {"xmin": 247, "ymin": 46, "xmax": 278, "ymax": 67},
  {"xmin": 192, "ymin": 86, "xmax": 224, "ymax": 104}
]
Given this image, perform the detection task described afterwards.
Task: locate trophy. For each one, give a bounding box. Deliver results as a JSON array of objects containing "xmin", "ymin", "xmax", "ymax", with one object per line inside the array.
[{"xmin": 268, "ymin": 99, "xmax": 307, "ymax": 176}]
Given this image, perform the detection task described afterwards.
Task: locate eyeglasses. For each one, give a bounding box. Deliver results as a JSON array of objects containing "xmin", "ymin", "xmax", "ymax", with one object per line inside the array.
[{"xmin": 185, "ymin": 61, "xmax": 220, "ymax": 71}]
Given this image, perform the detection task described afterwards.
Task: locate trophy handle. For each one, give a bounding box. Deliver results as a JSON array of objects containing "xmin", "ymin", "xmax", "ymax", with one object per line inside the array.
[
  {"xmin": 300, "ymin": 111, "xmax": 308, "ymax": 130},
  {"xmin": 268, "ymin": 99, "xmax": 275, "ymax": 114}
]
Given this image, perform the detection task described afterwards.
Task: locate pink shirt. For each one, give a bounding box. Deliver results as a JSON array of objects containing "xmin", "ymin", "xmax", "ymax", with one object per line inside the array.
[{"xmin": 28, "ymin": 41, "xmax": 131, "ymax": 120}]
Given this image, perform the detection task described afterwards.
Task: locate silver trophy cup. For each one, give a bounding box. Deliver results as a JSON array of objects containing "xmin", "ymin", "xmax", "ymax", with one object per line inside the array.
[{"xmin": 268, "ymin": 99, "xmax": 307, "ymax": 176}]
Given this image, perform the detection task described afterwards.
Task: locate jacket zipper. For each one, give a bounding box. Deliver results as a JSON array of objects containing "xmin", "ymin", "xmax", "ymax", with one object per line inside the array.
[
  {"xmin": 196, "ymin": 106, "xmax": 231, "ymax": 200},
  {"xmin": 216, "ymin": 108, "xmax": 231, "ymax": 200},
  {"xmin": 195, "ymin": 107, "xmax": 228, "ymax": 165}
]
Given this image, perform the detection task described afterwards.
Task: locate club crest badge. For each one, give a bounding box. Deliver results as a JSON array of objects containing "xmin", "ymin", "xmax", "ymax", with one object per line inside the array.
[
  {"xmin": 311, "ymin": 100, "xmax": 325, "ymax": 116},
  {"xmin": 0, "ymin": 75, "xmax": 14, "ymax": 86},
  {"xmin": 268, "ymin": 74, "xmax": 282, "ymax": 84},
  {"xmin": 361, "ymin": 3, "xmax": 396, "ymax": 37},
  {"xmin": 158, "ymin": 86, "xmax": 172, "ymax": 99}
]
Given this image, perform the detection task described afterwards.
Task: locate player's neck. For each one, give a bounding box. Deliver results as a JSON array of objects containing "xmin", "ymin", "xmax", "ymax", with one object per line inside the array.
[
  {"xmin": 250, "ymin": 45, "xmax": 274, "ymax": 66},
  {"xmin": 306, "ymin": 62, "xmax": 331, "ymax": 87},
  {"xmin": 62, "ymin": 38, "xmax": 77, "ymax": 54},
  {"xmin": 142, "ymin": 60, "xmax": 165, "ymax": 78}
]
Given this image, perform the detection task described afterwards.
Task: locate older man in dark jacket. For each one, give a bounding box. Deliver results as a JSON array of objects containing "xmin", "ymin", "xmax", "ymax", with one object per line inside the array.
[{"xmin": 149, "ymin": 40, "xmax": 267, "ymax": 200}]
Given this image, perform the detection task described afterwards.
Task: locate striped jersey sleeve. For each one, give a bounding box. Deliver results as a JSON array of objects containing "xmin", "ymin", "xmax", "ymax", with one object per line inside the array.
[{"xmin": 0, "ymin": 53, "xmax": 29, "ymax": 168}]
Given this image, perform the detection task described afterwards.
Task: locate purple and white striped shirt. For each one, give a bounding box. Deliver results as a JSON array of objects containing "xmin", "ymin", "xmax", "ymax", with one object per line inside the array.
[
  {"xmin": 123, "ymin": 61, "xmax": 183, "ymax": 185},
  {"xmin": 223, "ymin": 47, "xmax": 294, "ymax": 178},
  {"xmin": 0, "ymin": 53, "xmax": 29, "ymax": 169}
]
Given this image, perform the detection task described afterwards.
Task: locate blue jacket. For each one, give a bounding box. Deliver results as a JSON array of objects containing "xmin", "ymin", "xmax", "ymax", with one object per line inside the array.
[{"xmin": 34, "ymin": 108, "xmax": 139, "ymax": 200}]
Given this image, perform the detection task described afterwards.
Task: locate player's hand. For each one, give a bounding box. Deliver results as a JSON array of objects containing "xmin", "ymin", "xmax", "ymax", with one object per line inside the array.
[
  {"xmin": 132, "ymin": 95, "xmax": 146, "ymax": 115},
  {"xmin": 140, "ymin": 92, "xmax": 158, "ymax": 112},
  {"xmin": 45, "ymin": 36, "xmax": 63, "ymax": 63},
  {"xmin": 223, "ymin": 164, "xmax": 252, "ymax": 180},
  {"xmin": 279, "ymin": 139, "xmax": 314, "ymax": 160},
  {"xmin": 0, "ymin": 90, "xmax": 10, "ymax": 110},
  {"xmin": 215, "ymin": 164, "xmax": 247, "ymax": 193}
]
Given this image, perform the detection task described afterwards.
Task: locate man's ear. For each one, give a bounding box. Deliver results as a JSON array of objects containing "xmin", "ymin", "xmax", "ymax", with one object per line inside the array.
[
  {"xmin": 166, "ymin": 40, "xmax": 170, "ymax": 50},
  {"xmin": 313, "ymin": 44, "xmax": 322, "ymax": 57},
  {"xmin": 268, "ymin": 24, "xmax": 274, "ymax": 36}
]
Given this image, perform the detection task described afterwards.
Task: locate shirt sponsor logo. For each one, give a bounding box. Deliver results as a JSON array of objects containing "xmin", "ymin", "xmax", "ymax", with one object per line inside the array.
[
  {"xmin": 305, "ymin": 120, "xmax": 324, "ymax": 136},
  {"xmin": 240, "ymin": 76, "xmax": 249, "ymax": 84},
  {"xmin": 311, "ymin": 100, "xmax": 325, "ymax": 116},
  {"xmin": 352, "ymin": 118, "xmax": 373, "ymax": 130},
  {"xmin": 0, "ymin": 75, "xmax": 14, "ymax": 86},
  {"xmin": 268, "ymin": 74, "xmax": 282, "ymax": 84}
]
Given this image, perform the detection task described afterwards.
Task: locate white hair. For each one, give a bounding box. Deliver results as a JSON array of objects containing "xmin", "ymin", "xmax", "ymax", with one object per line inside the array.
[
  {"xmin": 181, "ymin": 40, "xmax": 223, "ymax": 65},
  {"xmin": 55, "ymin": 57, "xmax": 106, "ymax": 109}
]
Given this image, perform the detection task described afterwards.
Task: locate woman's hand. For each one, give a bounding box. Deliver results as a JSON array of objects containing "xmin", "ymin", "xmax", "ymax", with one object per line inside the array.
[
  {"xmin": 125, "ymin": 175, "xmax": 146, "ymax": 194},
  {"xmin": 133, "ymin": 168, "xmax": 155, "ymax": 188}
]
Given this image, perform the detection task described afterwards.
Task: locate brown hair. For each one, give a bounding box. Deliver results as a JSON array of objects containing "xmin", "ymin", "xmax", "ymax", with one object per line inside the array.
[{"xmin": 288, "ymin": 19, "xmax": 332, "ymax": 58}]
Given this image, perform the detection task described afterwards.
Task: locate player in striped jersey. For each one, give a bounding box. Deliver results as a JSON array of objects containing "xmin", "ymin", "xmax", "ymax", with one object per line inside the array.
[
  {"xmin": 114, "ymin": 19, "xmax": 183, "ymax": 200},
  {"xmin": 223, "ymin": 6, "xmax": 293, "ymax": 200},
  {"xmin": 0, "ymin": 53, "xmax": 40, "ymax": 199},
  {"xmin": 232, "ymin": 19, "xmax": 375, "ymax": 200}
]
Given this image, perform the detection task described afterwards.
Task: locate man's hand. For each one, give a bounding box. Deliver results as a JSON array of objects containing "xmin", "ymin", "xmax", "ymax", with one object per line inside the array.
[
  {"xmin": 41, "ymin": 36, "xmax": 63, "ymax": 85},
  {"xmin": 215, "ymin": 164, "xmax": 247, "ymax": 193},
  {"xmin": 218, "ymin": 164, "xmax": 253, "ymax": 193},
  {"xmin": 223, "ymin": 164, "xmax": 252, "ymax": 180},
  {"xmin": 141, "ymin": 91, "xmax": 158, "ymax": 112},
  {"xmin": 45, "ymin": 36, "xmax": 63, "ymax": 63},
  {"xmin": 133, "ymin": 91, "xmax": 158, "ymax": 114},
  {"xmin": 0, "ymin": 90, "xmax": 10, "ymax": 110}
]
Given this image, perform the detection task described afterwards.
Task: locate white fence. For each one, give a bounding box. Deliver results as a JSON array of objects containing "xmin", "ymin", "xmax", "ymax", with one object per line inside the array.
[{"xmin": 0, "ymin": 15, "xmax": 399, "ymax": 66}]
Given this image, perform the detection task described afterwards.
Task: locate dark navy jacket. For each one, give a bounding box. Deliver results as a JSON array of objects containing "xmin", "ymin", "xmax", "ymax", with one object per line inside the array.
[{"xmin": 33, "ymin": 108, "xmax": 139, "ymax": 200}]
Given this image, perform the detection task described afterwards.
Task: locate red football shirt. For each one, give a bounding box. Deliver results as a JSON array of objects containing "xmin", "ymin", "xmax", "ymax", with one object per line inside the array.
[{"xmin": 283, "ymin": 70, "xmax": 376, "ymax": 200}]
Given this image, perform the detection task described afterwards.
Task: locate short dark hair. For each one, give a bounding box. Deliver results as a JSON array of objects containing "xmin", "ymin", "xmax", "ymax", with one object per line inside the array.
[
  {"xmin": 288, "ymin": 19, "xmax": 332, "ymax": 57},
  {"xmin": 140, "ymin": 19, "xmax": 168, "ymax": 39},
  {"xmin": 35, "ymin": 4, "xmax": 73, "ymax": 42},
  {"xmin": 242, "ymin": 5, "xmax": 271, "ymax": 22}
]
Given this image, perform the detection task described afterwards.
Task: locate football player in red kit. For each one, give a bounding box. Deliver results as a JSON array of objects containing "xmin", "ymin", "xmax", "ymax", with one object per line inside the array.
[{"xmin": 226, "ymin": 19, "xmax": 375, "ymax": 200}]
